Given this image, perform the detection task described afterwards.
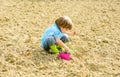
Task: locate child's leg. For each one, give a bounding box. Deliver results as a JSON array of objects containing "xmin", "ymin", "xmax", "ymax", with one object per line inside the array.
[
  {"xmin": 43, "ymin": 36, "xmax": 59, "ymax": 54},
  {"xmin": 60, "ymin": 34, "xmax": 70, "ymax": 43}
]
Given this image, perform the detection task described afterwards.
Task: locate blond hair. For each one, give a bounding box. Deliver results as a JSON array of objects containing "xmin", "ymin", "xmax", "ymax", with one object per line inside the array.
[{"xmin": 55, "ymin": 16, "xmax": 73, "ymax": 30}]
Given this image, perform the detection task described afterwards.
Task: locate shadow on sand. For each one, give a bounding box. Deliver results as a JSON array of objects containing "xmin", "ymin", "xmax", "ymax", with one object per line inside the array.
[{"xmin": 32, "ymin": 48, "xmax": 59, "ymax": 65}]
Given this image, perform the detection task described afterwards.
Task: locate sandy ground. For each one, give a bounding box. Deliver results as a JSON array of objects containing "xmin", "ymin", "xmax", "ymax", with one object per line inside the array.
[{"xmin": 0, "ymin": 0, "xmax": 120, "ymax": 77}]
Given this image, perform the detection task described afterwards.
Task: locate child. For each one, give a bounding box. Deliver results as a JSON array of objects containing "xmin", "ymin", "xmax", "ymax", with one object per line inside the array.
[{"xmin": 41, "ymin": 16, "xmax": 76, "ymax": 54}]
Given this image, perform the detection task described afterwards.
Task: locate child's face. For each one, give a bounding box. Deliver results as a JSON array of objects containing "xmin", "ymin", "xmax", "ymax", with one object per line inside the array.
[{"xmin": 60, "ymin": 27, "xmax": 68, "ymax": 33}]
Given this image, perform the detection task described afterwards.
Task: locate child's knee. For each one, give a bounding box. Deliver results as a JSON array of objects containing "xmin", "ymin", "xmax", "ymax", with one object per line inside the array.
[{"xmin": 60, "ymin": 34, "xmax": 69, "ymax": 43}]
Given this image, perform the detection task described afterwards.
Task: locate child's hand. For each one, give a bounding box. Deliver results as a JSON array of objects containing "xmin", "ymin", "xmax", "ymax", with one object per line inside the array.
[
  {"xmin": 65, "ymin": 46, "xmax": 70, "ymax": 52},
  {"xmin": 72, "ymin": 31, "xmax": 76, "ymax": 36}
]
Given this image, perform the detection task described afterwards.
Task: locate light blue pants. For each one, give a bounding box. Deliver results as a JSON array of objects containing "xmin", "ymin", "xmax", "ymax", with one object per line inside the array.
[{"xmin": 43, "ymin": 35, "xmax": 69, "ymax": 51}]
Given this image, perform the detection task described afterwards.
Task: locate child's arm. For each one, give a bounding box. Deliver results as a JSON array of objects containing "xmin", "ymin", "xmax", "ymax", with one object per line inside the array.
[
  {"xmin": 64, "ymin": 31, "xmax": 76, "ymax": 36},
  {"xmin": 56, "ymin": 38, "xmax": 70, "ymax": 52}
]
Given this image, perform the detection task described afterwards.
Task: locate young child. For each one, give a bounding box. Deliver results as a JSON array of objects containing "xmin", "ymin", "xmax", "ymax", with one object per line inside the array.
[{"xmin": 41, "ymin": 16, "xmax": 76, "ymax": 54}]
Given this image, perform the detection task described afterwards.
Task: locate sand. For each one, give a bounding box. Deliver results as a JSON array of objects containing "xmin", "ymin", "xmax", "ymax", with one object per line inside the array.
[{"xmin": 0, "ymin": 0, "xmax": 120, "ymax": 77}]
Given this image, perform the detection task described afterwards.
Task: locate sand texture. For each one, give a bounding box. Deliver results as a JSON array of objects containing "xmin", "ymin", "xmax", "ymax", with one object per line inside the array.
[{"xmin": 0, "ymin": 0, "xmax": 120, "ymax": 77}]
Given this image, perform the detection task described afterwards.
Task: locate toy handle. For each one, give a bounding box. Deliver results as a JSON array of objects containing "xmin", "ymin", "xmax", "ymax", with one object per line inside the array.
[{"xmin": 70, "ymin": 50, "xmax": 75, "ymax": 54}]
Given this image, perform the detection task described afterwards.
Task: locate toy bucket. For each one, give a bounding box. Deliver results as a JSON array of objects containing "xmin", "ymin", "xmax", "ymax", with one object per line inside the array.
[{"xmin": 58, "ymin": 52, "xmax": 71, "ymax": 60}]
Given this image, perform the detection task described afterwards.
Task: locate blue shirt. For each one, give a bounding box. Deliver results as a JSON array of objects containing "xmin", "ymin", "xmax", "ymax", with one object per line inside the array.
[{"xmin": 41, "ymin": 23, "xmax": 64, "ymax": 48}]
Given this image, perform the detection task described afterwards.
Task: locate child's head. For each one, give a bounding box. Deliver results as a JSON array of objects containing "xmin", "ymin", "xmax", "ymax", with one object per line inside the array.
[{"xmin": 55, "ymin": 16, "xmax": 73, "ymax": 30}]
